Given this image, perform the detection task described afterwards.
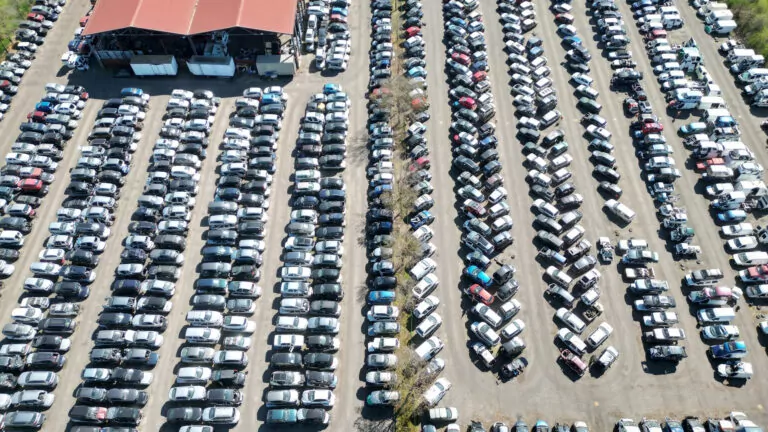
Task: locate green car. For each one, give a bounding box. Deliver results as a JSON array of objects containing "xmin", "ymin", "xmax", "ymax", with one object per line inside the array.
[
  {"xmin": 577, "ymin": 97, "xmax": 602, "ymax": 113},
  {"xmin": 266, "ymin": 408, "xmax": 298, "ymax": 424}
]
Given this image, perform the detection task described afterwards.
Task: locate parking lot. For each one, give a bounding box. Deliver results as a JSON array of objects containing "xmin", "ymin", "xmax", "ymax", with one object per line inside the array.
[{"xmin": 0, "ymin": 0, "xmax": 768, "ymax": 429}]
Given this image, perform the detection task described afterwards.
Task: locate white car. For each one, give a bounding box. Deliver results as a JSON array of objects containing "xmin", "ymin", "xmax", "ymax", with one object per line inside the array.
[
  {"xmin": 168, "ymin": 386, "xmax": 207, "ymax": 401},
  {"xmin": 501, "ymin": 319, "xmax": 526, "ymax": 339},
  {"xmin": 11, "ymin": 308, "xmax": 43, "ymax": 325},
  {"xmin": 301, "ymin": 390, "xmax": 335, "ymax": 407},
  {"xmin": 586, "ymin": 322, "xmax": 614, "ymax": 349},
  {"xmin": 367, "ymin": 305, "xmax": 400, "ymax": 322},
  {"xmin": 280, "ymin": 266, "xmax": 311, "ymax": 281},
  {"xmin": 571, "ymin": 72, "xmax": 593, "ymax": 86},
  {"xmin": 413, "ymin": 296, "xmax": 440, "ymax": 320},
  {"xmin": 367, "ymin": 337, "xmax": 399, "ymax": 353},
  {"xmin": 471, "ymin": 322, "xmax": 501, "ymax": 347},
  {"xmin": 488, "ymin": 187, "xmax": 508, "ymax": 204},
  {"xmin": 412, "ymin": 274, "xmax": 439, "ymax": 300},
  {"xmin": 423, "ymin": 377, "xmax": 452, "ymax": 406},
  {"xmin": 727, "ymin": 236, "xmax": 758, "ymax": 251},
  {"xmin": 415, "ymin": 313, "xmax": 442, "ymax": 338},
  {"xmin": 316, "ymin": 240, "xmax": 343, "ymax": 255},
  {"xmin": 555, "ymin": 308, "xmax": 586, "ymax": 334},
  {"xmin": 492, "ymin": 215, "xmax": 514, "ymax": 232},
  {"xmin": 413, "ymin": 226, "xmax": 434, "ymax": 242}
]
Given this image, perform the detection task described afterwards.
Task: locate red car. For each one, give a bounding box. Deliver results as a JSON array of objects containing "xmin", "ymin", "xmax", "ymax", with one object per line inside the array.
[
  {"xmin": 451, "ymin": 52, "xmax": 470, "ymax": 66},
  {"xmin": 405, "ymin": 26, "xmax": 421, "ymax": 37},
  {"xmin": 27, "ymin": 111, "xmax": 47, "ymax": 123},
  {"xmin": 642, "ymin": 123, "xmax": 664, "ymax": 134},
  {"xmin": 409, "ymin": 157, "xmax": 430, "ymax": 171},
  {"xmin": 371, "ymin": 87, "xmax": 392, "ymax": 99},
  {"xmin": 26, "ymin": 13, "xmax": 44, "ymax": 22},
  {"xmin": 79, "ymin": 16, "xmax": 89, "ymax": 27},
  {"xmin": 464, "ymin": 284, "xmax": 494, "ymax": 305},
  {"xmin": 555, "ymin": 13, "xmax": 574, "ymax": 24},
  {"xmin": 647, "ymin": 29, "xmax": 667, "ymax": 40},
  {"xmin": 695, "ymin": 157, "xmax": 725, "ymax": 172},
  {"xmin": 459, "ymin": 96, "xmax": 476, "ymax": 110},
  {"xmin": 330, "ymin": 14, "xmax": 347, "ymax": 23},
  {"xmin": 472, "ymin": 71, "xmax": 487, "ymax": 83}
]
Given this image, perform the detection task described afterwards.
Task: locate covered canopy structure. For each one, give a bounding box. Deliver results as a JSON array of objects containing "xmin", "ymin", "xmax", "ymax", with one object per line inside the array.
[
  {"xmin": 78, "ymin": 0, "xmax": 301, "ymax": 75},
  {"xmin": 83, "ymin": 0, "xmax": 298, "ymax": 36}
]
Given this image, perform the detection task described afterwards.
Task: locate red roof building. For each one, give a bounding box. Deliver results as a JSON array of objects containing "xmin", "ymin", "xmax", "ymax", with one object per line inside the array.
[{"xmin": 83, "ymin": 0, "xmax": 298, "ymax": 36}]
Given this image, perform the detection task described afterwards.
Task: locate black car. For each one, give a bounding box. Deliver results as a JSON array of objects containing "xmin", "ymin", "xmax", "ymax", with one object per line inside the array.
[
  {"xmin": 368, "ymin": 208, "xmax": 393, "ymax": 221},
  {"xmin": 316, "ymin": 226, "xmax": 344, "ymax": 240},
  {"xmin": 312, "ymin": 284, "xmax": 344, "ymax": 300},
  {"xmin": 67, "ymin": 250, "xmax": 99, "ymax": 267},
  {"xmin": 370, "ymin": 276, "xmax": 396, "ymax": 290},
  {"xmin": 212, "ymin": 369, "xmax": 246, "ymax": 387},
  {"xmin": 107, "ymin": 388, "xmax": 149, "ymax": 406},
  {"xmin": 0, "ymin": 248, "xmax": 20, "ymax": 262},
  {"xmin": 98, "ymin": 313, "xmax": 133, "ymax": 329},
  {"xmin": 531, "ymin": 185, "xmax": 554, "ymax": 202},
  {"xmin": 305, "ymin": 371, "xmax": 337, "ymax": 389},
  {"xmin": 121, "ymin": 249, "xmax": 147, "ymax": 264},
  {"xmin": 166, "ymin": 407, "xmax": 203, "ymax": 423},
  {"xmin": 206, "ymin": 389, "xmax": 243, "ymax": 406}
]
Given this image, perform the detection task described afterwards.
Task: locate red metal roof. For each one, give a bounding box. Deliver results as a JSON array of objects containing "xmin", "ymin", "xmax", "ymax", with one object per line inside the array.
[{"xmin": 83, "ymin": 0, "xmax": 297, "ymax": 36}]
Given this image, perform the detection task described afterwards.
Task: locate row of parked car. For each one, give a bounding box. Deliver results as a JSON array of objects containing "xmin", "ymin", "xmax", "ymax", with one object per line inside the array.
[
  {"xmin": 0, "ymin": 0, "xmax": 67, "ymax": 123},
  {"xmin": 0, "ymin": 81, "xmax": 99, "ymax": 429},
  {"xmin": 263, "ymin": 84, "xmax": 347, "ymax": 426},
  {"xmin": 616, "ymin": 0, "xmax": 760, "ymax": 371},
  {"xmin": 443, "ymin": 0, "xmax": 526, "ymax": 384},
  {"xmin": 63, "ymin": 88, "xmax": 199, "ymax": 429},
  {"xmin": 615, "ymin": 412, "xmax": 763, "ymax": 432},
  {"xmin": 459, "ymin": 420, "xmax": 592, "ymax": 432},
  {"xmin": 161, "ymin": 86, "xmax": 289, "ymax": 428},
  {"xmin": 306, "ymin": 0, "xmax": 353, "ymax": 72},
  {"xmin": 503, "ymin": 0, "xmax": 619, "ymax": 376},
  {"xmin": 365, "ymin": 0, "xmax": 450, "ymax": 413},
  {"xmin": 0, "ymin": 82, "xmax": 90, "ymax": 273}
]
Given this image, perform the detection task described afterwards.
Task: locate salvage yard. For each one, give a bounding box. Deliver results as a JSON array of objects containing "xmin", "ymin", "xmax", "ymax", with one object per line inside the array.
[{"xmin": 0, "ymin": 0, "xmax": 767, "ymax": 430}]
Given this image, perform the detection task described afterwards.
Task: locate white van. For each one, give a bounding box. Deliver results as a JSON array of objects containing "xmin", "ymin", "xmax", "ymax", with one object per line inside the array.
[
  {"xmin": 733, "ymin": 251, "xmax": 768, "ymax": 266},
  {"xmin": 738, "ymin": 68, "xmax": 768, "ymax": 84},
  {"xmin": 604, "ymin": 199, "xmax": 636, "ymax": 224},
  {"xmin": 0, "ymin": 231, "xmax": 24, "ymax": 247},
  {"xmin": 697, "ymin": 307, "xmax": 735, "ymax": 324}
]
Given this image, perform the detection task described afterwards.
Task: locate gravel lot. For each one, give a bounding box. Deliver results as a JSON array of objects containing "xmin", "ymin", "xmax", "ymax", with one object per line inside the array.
[{"xmin": 0, "ymin": 0, "xmax": 766, "ymax": 430}]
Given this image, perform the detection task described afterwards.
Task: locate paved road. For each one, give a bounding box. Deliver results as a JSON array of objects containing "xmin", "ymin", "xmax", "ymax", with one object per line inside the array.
[{"xmin": 0, "ymin": 0, "xmax": 766, "ymax": 429}]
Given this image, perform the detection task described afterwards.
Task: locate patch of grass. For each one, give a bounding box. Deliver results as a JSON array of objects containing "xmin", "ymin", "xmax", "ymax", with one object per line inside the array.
[
  {"xmin": 0, "ymin": 0, "xmax": 34, "ymax": 50},
  {"xmin": 728, "ymin": 0, "xmax": 768, "ymax": 56}
]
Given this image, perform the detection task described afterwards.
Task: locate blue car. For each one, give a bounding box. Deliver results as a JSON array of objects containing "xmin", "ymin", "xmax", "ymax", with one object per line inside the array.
[
  {"xmin": 449, "ymin": 17, "xmax": 467, "ymax": 28},
  {"xmin": 717, "ymin": 210, "xmax": 747, "ymax": 223},
  {"xmin": 262, "ymin": 94, "xmax": 282, "ymax": 105},
  {"xmin": 563, "ymin": 35, "xmax": 582, "ymax": 46},
  {"xmin": 367, "ymin": 291, "xmax": 396, "ymax": 305},
  {"xmin": 409, "ymin": 211, "xmax": 434, "ymax": 229},
  {"xmin": 369, "ymin": 184, "xmax": 393, "ymax": 198},
  {"xmin": 323, "ymin": 84, "xmax": 343, "ymax": 95},
  {"xmin": 331, "ymin": 6, "xmax": 348, "ymax": 16},
  {"xmin": 710, "ymin": 341, "xmax": 748, "ymax": 359},
  {"xmin": 464, "ymin": 265, "xmax": 492, "ymax": 287},
  {"xmin": 35, "ymin": 101, "xmax": 53, "ymax": 113},
  {"xmin": 678, "ymin": 122, "xmax": 707, "ymax": 136},
  {"xmin": 121, "ymin": 87, "xmax": 144, "ymax": 98}
]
